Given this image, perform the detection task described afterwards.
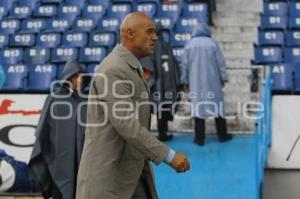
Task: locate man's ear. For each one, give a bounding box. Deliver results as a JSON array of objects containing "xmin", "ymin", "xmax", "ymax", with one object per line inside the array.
[{"xmin": 127, "ymin": 28, "xmax": 135, "ymax": 40}]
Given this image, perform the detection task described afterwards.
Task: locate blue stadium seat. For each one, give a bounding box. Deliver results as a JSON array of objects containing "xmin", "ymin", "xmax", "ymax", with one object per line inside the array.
[
  {"xmin": 79, "ymin": 47, "xmax": 106, "ymax": 63},
  {"xmin": 289, "ymin": 2, "xmax": 300, "ymax": 17},
  {"xmin": 171, "ymin": 32, "xmax": 192, "ymax": 47},
  {"xmin": 258, "ymin": 30, "xmax": 284, "ymax": 46},
  {"xmin": 254, "ymin": 46, "xmax": 282, "ymax": 64},
  {"xmin": 41, "ymin": 0, "xmax": 62, "ymax": 3},
  {"xmin": 27, "ymin": 64, "xmax": 57, "ymax": 91},
  {"xmin": 172, "ymin": 46, "xmax": 184, "ymax": 63},
  {"xmin": 88, "ymin": 0, "xmax": 110, "ymax": 8},
  {"xmin": 286, "ymin": 31, "xmax": 300, "ymax": 46},
  {"xmin": 289, "ymin": 17, "xmax": 300, "ymax": 29},
  {"xmin": 82, "ymin": 4, "xmax": 106, "ymax": 20},
  {"xmin": 62, "ymin": 32, "xmax": 88, "ymax": 47},
  {"xmin": 19, "ymin": 0, "xmax": 40, "ymax": 10},
  {"xmin": 57, "ymin": 64, "xmax": 64, "ymax": 79},
  {"xmin": 36, "ymin": 33, "xmax": 61, "ymax": 48},
  {"xmin": 89, "ymin": 32, "xmax": 116, "ymax": 47},
  {"xmin": 65, "ymin": 0, "xmax": 86, "ymax": 8},
  {"xmin": 10, "ymin": 33, "xmax": 35, "ymax": 47},
  {"xmin": 158, "ymin": 3, "xmax": 181, "ymax": 22},
  {"xmin": 137, "ymin": 0, "xmax": 159, "ymax": 5},
  {"xmin": 284, "ymin": 47, "xmax": 300, "ymax": 64},
  {"xmin": 2, "ymin": 64, "xmax": 28, "ymax": 91},
  {"xmin": 51, "ymin": 47, "xmax": 78, "ymax": 63},
  {"xmin": 24, "ymin": 48, "xmax": 50, "ymax": 65},
  {"xmin": 113, "ymin": 0, "xmax": 134, "ymax": 3},
  {"xmin": 97, "ymin": 17, "xmax": 120, "ymax": 33},
  {"xmin": 182, "ymin": 3, "xmax": 208, "ymax": 21},
  {"xmin": 0, "ymin": 5, "xmax": 8, "ymax": 19},
  {"xmin": 162, "ymin": 31, "xmax": 170, "ymax": 43},
  {"xmin": 0, "ymin": 19, "xmax": 20, "ymax": 34},
  {"xmin": 33, "ymin": 4, "xmax": 57, "ymax": 17},
  {"xmin": 9, "ymin": 5, "xmax": 32, "ymax": 19},
  {"xmin": 87, "ymin": 64, "xmax": 97, "ymax": 74},
  {"xmin": 263, "ymin": 2, "xmax": 288, "ymax": 16},
  {"xmin": 0, "ymin": 48, "xmax": 23, "ymax": 65},
  {"xmin": 261, "ymin": 16, "xmax": 288, "ymax": 29},
  {"xmin": 107, "ymin": 4, "xmax": 132, "ymax": 21},
  {"xmin": 294, "ymin": 64, "xmax": 300, "ymax": 92},
  {"xmin": 0, "ymin": 34, "xmax": 9, "ymax": 48},
  {"xmin": 73, "ymin": 18, "xmax": 97, "ymax": 32},
  {"xmin": 155, "ymin": 17, "xmax": 175, "ymax": 30},
  {"xmin": 57, "ymin": 5, "xmax": 81, "ymax": 23},
  {"xmin": 0, "ymin": 0, "xmax": 15, "ymax": 11},
  {"xmin": 21, "ymin": 19, "xmax": 46, "ymax": 33},
  {"xmin": 137, "ymin": 2, "xmax": 157, "ymax": 17},
  {"xmin": 270, "ymin": 64, "xmax": 293, "ymax": 92},
  {"xmin": 175, "ymin": 17, "xmax": 199, "ymax": 32},
  {"xmin": 46, "ymin": 19, "xmax": 71, "ymax": 33}
]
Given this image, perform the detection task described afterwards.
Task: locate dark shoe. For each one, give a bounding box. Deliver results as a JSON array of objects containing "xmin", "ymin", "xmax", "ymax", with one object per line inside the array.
[
  {"xmin": 158, "ymin": 134, "xmax": 173, "ymax": 142},
  {"xmin": 193, "ymin": 139, "xmax": 205, "ymax": 146},
  {"xmin": 218, "ymin": 133, "xmax": 233, "ymax": 143}
]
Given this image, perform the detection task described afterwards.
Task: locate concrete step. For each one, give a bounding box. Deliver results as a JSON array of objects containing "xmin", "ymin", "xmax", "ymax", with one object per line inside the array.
[
  {"xmin": 217, "ymin": 0, "xmax": 263, "ymax": 13},
  {"xmin": 212, "ymin": 26, "xmax": 258, "ymax": 35},
  {"xmin": 219, "ymin": 42, "xmax": 254, "ymax": 51},
  {"xmin": 214, "ymin": 16, "xmax": 260, "ymax": 27},
  {"xmin": 213, "ymin": 32, "xmax": 257, "ymax": 42},
  {"xmin": 226, "ymin": 59, "xmax": 252, "ymax": 68},
  {"xmin": 223, "ymin": 48, "xmax": 253, "ymax": 59}
]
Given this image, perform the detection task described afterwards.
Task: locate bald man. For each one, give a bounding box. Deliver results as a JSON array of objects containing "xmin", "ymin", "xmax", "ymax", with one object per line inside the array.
[{"xmin": 76, "ymin": 12, "xmax": 190, "ymax": 199}]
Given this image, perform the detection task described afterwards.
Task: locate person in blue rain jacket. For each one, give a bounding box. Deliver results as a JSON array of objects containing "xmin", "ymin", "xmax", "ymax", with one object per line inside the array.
[{"xmin": 181, "ymin": 22, "xmax": 233, "ymax": 145}]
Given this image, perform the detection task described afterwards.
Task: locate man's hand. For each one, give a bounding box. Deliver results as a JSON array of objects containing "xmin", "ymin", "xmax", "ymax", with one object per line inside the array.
[{"xmin": 169, "ymin": 152, "xmax": 190, "ymax": 173}]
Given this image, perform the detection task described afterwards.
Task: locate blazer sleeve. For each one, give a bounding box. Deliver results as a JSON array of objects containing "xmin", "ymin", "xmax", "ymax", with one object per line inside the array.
[{"xmin": 93, "ymin": 67, "xmax": 169, "ymax": 165}]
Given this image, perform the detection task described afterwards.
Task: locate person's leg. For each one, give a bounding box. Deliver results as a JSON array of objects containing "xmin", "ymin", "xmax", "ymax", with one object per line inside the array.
[
  {"xmin": 194, "ymin": 117, "xmax": 205, "ymax": 145},
  {"xmin": 157, "ymin": 111, "xmax": 173, "ymax": 142},
  {"xmin": 215, "ymin": 117, "xmax": 233, "ymax": 142}
]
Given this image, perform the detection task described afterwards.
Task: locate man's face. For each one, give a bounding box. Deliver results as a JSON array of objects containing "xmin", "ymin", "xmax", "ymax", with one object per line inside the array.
[
  {"xmin": 133, "ymin": 19, "xmax": 158, "ymax": 57},
  {"xmin": 70, "ymin": 73, "xmax": 84, "ymax": 91}
]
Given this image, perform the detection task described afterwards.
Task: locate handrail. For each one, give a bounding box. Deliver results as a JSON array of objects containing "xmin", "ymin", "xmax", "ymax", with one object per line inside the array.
[{"xmin": 255, "ymin": 74, "xmax": 272, "ymax": 199}]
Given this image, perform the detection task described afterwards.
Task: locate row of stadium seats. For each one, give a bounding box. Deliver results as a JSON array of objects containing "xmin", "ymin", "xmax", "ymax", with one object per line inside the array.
[
  {"xmin": 0, "ymin": 1, "xmax": 208, "ymax": 22},
  {"xmin": 0, "ymin": 46, "xmax": 185, "ymax": 64},
  {"xmin": 260, "ymin": 16, "xmax": 300, "ymax": 29},
  {"xmin": 0, "ymin": 17, "xmax": 198, "ymax": 36},
  {"xmin": 258, "ymin": 30, "xmax": 300, "ymax": 46},
  {"xmin": 0, "ymin": 30, "xmax": 191, "ymax": 48},
  {"xmin": 1, "ymin": 63, "xmax": 97, "ymax": 92},
  {"xmin": 263, "ymin": 2, "xmax": 300, "ymax": 16},
  {"xmin": 270, "ymin": 63, "xmax": 300, "ymax": 92},
  {"xmin": 0, "ymin": 45, "xmax": 185, "ymax": 92},
  {"xmin": 255, "ymin": 0, "xmax": 300, "ymax": 92},
  {"xmin": 0, "ymin": 0, "xmax": 200, "ymax": 93},
  {"xmin": 254, "ymin": 47, "xmax": 300, "ymax": 64}
]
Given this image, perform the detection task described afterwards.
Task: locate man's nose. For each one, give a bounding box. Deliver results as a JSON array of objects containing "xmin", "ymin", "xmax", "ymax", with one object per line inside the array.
[{"xmin": 152, "ymin": 33, "xmax": 158, "ymax": 41}]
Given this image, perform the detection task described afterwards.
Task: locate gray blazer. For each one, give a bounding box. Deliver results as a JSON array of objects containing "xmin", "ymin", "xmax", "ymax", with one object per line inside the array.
[{"xmin": 76, "ymin": 44, "xmax": 170, "ymax": 199}]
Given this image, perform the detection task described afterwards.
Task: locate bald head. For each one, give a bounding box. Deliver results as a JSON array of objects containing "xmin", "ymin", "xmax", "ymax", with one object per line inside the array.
[
  {"xmin": 120, "ymin": 12, "xmax": 158, "ymax": 59},
  {"xmin": 120, "ymin": 12, "xmax": 152, "ymax": 41}
]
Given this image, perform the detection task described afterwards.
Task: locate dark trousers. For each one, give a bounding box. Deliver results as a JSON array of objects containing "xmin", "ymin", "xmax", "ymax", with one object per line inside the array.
[
  {"xmin": 194, "ymin": 117, "xmax": 228, "ymax": 142},
  {"xmin": 157, "ymin": 111, "xmax": 170, "ymax": 136}
]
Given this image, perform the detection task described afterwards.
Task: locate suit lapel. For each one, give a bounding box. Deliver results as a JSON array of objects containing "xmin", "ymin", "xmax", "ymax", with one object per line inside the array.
[{"xmin": 114, "ymin": 44, "xmax": 150, "ymax": 94}]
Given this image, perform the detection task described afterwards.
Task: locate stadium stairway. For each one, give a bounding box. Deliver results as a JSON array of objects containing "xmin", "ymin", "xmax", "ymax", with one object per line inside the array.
[
  {"xmin": 153, "ymin": 0, "xmax": 263, "ymax": 134},
  {"xmin": 153, "ymin": 75, "xmax": 271, "ymax": 199}
]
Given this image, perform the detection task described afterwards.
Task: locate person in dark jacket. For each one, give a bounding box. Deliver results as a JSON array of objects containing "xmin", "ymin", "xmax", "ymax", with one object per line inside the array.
[
  {"xmin": 141, "ymin": 22, "xmax": 181, "ymax": 142},
  {"xmin": 29, "ymin": 61, "xmax": 89, "ymax": 199}
]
